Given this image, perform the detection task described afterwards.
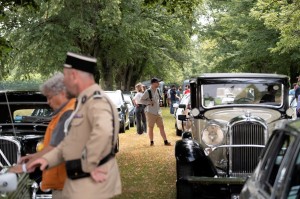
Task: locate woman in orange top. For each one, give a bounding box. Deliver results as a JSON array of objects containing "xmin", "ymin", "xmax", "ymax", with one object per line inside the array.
[{"xmin": 9, "ymin": 72, "xmax": 75, "ymax": 199}]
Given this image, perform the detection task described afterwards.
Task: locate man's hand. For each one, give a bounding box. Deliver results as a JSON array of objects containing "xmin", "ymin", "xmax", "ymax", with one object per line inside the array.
[
  {"xmin": 18, "ymin": 154, "xmax": 34, "ymax": 164},
  {"xmin": 8, "ymin": 165, "xmax": 23, "ymax": 174},
  {"xmin": 90, "ymin": 166, "xmax": 108, "ymax": 183},
  {"xmin": 28, "ymin": 158, "xmax": 48, "ymax": 171}
]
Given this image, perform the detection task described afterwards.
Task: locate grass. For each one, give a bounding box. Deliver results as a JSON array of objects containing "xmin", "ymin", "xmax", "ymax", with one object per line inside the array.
[{"xmin": 114, "ymin": 107, "xmax": 180, "ymax": 199}]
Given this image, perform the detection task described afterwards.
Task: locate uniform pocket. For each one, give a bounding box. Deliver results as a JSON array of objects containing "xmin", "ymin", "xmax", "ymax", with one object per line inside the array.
[{"xmin": 71, "ymin": 116, "xmax": 84, "ymax": 126}]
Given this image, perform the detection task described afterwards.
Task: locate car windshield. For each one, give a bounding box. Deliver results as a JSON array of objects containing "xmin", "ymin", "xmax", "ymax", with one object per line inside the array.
[
  {"xmin": 124, "ymin": 95, "xmax": 133, "ymax": 107},
  {"xmin": 14, "ymin": 108, "xmax": 52, "ymax": 123},
  {"xmin": 201, "ymin": 83, "xmax": 283, "ymax": 108}
]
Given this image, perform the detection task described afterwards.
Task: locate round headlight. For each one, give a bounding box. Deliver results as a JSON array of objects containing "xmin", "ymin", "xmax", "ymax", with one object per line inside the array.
[
  {"xmin": 191, "ymin": 108, "xmax": 200, "ymax": 117},
  {"xmin": 202, "ymin": 124, "xmax": 224, "ymax": 147},
  {"xmin": 36, "ymin": 140, "xmax": 44, "ymax": 152},
  {"xmin": 286, "ymin": 108, "xmax": 294, "ymax": 117}
]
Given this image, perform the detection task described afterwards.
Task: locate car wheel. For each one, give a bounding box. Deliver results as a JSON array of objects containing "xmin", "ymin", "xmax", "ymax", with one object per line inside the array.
[
  {"xmin": 176, "ymin": 160, "xmax": 193, "ymax": 199},
  {"xmin": 175, "ymin": 123, "xmax": 182, "ymax": 136}
]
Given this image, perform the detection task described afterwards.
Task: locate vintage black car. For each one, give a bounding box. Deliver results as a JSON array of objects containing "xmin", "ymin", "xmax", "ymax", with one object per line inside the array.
[
  {"xmin": 240, "ymin": 119, "xmax": 300, "ymax": 199},
  {"xmin": 0, "ymin": 90, "xmax": 52, "ymax": 198},
  {"xmin": 105, "ymin": 90, "xmax": 130, "ymax": 133},
  {"xmin": 175, "ymin": 73, "xmax": 293, "ymax": 199}
]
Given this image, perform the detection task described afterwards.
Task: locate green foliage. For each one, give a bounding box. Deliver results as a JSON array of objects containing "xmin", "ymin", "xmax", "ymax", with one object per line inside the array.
[
  {"xmin": 0, "ymin": 0, "xmax": 201, "ymax": 89},
  {"xmin": 252, "ymin": 0, "xmax": 300, "ymax": 54},
  {"xmin": 195, "ymin": 0, "xmax": 298, "ymax": 79}
]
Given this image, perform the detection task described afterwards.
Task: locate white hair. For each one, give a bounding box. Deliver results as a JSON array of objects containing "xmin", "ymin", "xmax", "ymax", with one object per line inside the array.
[{"xmin": 40, "ymin": 72, "xmax": 65, "ymax": 95}]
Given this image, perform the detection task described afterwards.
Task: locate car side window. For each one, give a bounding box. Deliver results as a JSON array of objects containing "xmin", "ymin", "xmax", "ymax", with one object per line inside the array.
[
  {"xmin": 263, "ymin": 132, "xmax": 294, "ymax": 194},
  {"xmin": 287, "ymin": 146, "xmax": 300, "ymax": 198}
]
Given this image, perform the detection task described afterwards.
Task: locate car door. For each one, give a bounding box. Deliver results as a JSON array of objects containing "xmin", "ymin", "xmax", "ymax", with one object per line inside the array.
[{"xmin": 241, "ymin": 130, "xmax": 297, "ymax": 199}]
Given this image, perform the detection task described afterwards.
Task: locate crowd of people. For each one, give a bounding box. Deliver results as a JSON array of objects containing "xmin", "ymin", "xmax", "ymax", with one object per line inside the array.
[
  {"xmin": 2, "ymin": 50, "xmax": 195, "ymax": 198},
  {"xmin": 162, "ymin": 84, "xmax": 190, "ymax": 114},
  {"xmin": 132, "ymin": 81, "xmax": 190, "ymax": 139}
]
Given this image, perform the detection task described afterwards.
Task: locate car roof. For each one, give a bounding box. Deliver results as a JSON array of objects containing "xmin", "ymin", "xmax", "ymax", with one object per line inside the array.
[{"xmin": 197, "ymin": 73, "xmax": 288, "ymax": 79}]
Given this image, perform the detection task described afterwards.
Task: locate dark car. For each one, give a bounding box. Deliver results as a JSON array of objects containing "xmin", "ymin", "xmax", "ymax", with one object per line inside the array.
[
  {"xmin": 123, "ymin": 93, "xmax": 135, "ymax": 127},
  {"xmin": 0, "ymin": 90, "xmax": 52, "ymax": 198},
  {"xmin": 240, "ymin": 119, "xmax": 300, "ymax": 199},
  {"xmin": 105, "ymin": 90, "xmax": 130, "ymax": 133},
  {"xmin": 175, "ymin": 73, "xmax": 293, "ymax": 199}
]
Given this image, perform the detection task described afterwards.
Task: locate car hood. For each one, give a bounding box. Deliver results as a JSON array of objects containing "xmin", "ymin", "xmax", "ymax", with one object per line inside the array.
[
  {"xmin": 204, "ymin": 107, "xmax": 281, "ymax": 123},
  {"xmin": 0, "ymin": 90, "xmax": 50, "ymax": 135}
]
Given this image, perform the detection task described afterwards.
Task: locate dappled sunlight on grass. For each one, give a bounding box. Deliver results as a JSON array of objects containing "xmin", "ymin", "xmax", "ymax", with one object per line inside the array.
[{"xmin": 114, "ymin": 107, "xmax": 181, "ymax": 199}]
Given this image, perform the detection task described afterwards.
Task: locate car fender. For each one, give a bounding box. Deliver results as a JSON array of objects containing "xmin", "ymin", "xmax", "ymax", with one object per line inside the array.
[
  {"xmin": 175, "ymin": 132, "xmax": 207, "ymax": 163},
  {"xmin": 175, "ymin": 132, "xmax": 218, "ymax": 177}
]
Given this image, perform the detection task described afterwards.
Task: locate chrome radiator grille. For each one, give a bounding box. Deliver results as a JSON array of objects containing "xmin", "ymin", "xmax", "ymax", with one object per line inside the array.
[
  {"xmin": 0, "ymin": 138, "xmax": 20, "ymax": 166},
  {"xmin": 230, "ymin": 122, "xmax": 265, "ymax": 175}
]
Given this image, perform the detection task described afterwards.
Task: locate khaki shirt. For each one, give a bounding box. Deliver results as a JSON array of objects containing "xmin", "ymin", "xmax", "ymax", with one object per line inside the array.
[{"xmin": 43, "ymin": 84, "xmax": 121, "ymax": 199}]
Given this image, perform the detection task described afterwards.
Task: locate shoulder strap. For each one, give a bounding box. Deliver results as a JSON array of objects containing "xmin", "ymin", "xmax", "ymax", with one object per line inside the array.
[
  {"xmin": 157, "ymin": 89, "xmax": 162, "ymax": 100},
  {"xmin": 147, "ymin": 89, "xmax": 152, "ymax": 100},
  {"xmin": 147, "ymin": 89, "xmax": 162, "ymax": 100}
]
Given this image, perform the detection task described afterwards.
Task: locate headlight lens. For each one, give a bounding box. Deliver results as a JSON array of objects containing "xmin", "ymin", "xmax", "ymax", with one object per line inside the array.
[
  {"xmin": 202, "ymin": 124, "xmax": 224, "ymax": 147},
  {"xmin": 36, "ymin": 140, "xmax": 44, "ymax": 152},
  {"xmin": 191, "ymin": 108, "xmax": 200, "ymax": 117}
]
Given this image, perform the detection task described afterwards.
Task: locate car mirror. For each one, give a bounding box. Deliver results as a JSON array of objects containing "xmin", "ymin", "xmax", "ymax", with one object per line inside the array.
[
  {"xmin": 179, "ymin": 104, "xmax": 186, "ymax": 109},
  {"xmin": 0, "ymin": 173, "xmax": 18, "ymax": 192}
]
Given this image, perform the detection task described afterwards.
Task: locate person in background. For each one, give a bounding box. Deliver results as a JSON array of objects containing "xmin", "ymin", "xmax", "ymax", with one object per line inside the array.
[
  {"xmin": 184, "ymin": 85, "xmax": 190, "ymax": 95},
  {"xmin": 176, "ymin": 86, "xmax": 182, "ymax": 101},
  {"xmin": 163, "ymin": 86, "xmax": 169, "ymax": 107},
  {"xmin": 28, "ymin": 52, "xmax": 121, "ymax": 199},
  {"xmin": 170, "ymin": 85, "xmax": 180, "ymax": 114},
  {"xmin": 289, "ymin": 83, "xmax": 298, "ymax": 96},
  {"xmin": 140, "ymin": 78, "xmax": 171, "ymax": 146},
  {"xmin": 297, "ymin": 93, "xmax": 300, "ymax": 118},
  {"xmin": 133, "ymin": 83, "xmax": 147, "ymax": 135},
  {"xmin": 167, "ymin": 87, "xmax": 171, "ymax": 107},
  {"xmin": 9, "ymin": 72, "xmax": 76, "ymax": 199},
  {"xmin": 260, "ymin": 85, "xmax": 277, "ymax": 103}
]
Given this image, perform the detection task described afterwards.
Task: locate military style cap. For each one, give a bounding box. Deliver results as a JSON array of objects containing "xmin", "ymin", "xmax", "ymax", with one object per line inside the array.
[{"xmin": 64, "ymin": 52, "xmax": 97, "ymax": 74}]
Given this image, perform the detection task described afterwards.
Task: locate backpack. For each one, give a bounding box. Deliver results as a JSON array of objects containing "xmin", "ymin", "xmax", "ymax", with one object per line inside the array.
[{"xmin": 147, "ymin": 89, "xmax": 162, "ymax": 101}]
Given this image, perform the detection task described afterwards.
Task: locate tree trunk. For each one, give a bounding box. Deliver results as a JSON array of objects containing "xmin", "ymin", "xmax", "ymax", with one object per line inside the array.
[{"xmin": 101, "ymin": 58, "xmax": 113, "ymax": 90}]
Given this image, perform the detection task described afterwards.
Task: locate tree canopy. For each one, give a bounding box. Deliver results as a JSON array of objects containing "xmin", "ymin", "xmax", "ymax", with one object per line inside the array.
[
  {"xmin": 1, "ymin": 0, "xmax": 201, "ymax": 90},
  {"xmin": 196, "ymin": 0, "xmax": 300, "ymax": 85},
  {"xmin": 1, "ymin": 0, "xmax": 300, "ymax": 88}
]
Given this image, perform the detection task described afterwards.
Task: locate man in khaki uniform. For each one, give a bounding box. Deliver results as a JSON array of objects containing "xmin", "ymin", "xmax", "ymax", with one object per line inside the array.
[{"xmin": 29, "ymin": 52, "xmax": 121, "ymax": 199}]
